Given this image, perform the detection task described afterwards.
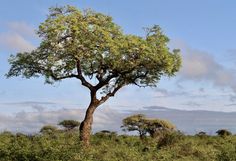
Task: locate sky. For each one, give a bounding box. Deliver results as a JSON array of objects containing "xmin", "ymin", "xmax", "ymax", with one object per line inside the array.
[{"xmin": 0, "ymin": 0, "xmax": 236, "ymax": 134}]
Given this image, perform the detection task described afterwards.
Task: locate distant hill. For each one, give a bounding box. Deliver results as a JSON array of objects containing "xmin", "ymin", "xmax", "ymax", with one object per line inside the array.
[
  {"xmin": 1, "ymin": 105, "xmax": 236, "ymax": 135},
  {"xmin": 128, "ymin": 106, "xmax": 236, "ymax": 135}
]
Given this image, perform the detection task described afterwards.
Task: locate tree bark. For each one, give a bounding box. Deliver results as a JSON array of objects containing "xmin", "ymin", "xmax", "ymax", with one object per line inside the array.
[
  {"xmin": 79, "ymin": 83, "xmax": 122, "ymax": 146},
  {"xmin": 79, "ymin": 92, "xmax": 99, "ymax": 146}
]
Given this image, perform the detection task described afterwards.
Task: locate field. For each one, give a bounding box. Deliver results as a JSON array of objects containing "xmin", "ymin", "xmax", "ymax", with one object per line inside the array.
[{"xmin": 0, "ymin": 130, "xmax": 235, "ymax": 161}]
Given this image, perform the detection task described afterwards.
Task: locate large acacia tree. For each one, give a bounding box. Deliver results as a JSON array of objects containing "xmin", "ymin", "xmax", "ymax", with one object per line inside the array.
[{"xmin": 6, "ymin": 6, "xmax": 181, "ymax": 146}]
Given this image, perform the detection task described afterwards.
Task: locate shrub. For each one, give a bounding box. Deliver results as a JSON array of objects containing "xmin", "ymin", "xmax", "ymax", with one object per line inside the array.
[
  {"xmin": 157, "ymin": 131, "xmax": 185, "ymax": 148},
  {"xmin": 94, "ymin": 130, "xmax": 117, "ymax": 139},
  {"xmin": 40, "ymin": 125, "xmax": 58, "ymax": 134},
  {"xmin": 216, "ymin": 129, "xmax": 232, "ymax": 137}
]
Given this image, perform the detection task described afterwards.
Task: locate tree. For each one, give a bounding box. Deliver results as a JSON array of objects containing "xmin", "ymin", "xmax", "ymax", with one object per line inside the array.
[
  {"xmin": 121, "ymin": 114, "xmax": 148, "ymax": 139},
  {"xmin": 145, "ymin": 118, "xmax": 175, "ymax": 138},
  {"xmin": 58, "ymin": 120, "xmax": 80, "ymax": 131},
  {"xmin": 40, "ymin": 125, "xmax": 58, "ymax": 134},
  {"xmin": 121, "ymin": 114, "xmax": 175, "ymax": 139},
  {"xmin": 216, "ymin": 129, "xmax": 232, "ymax": 137},
  {"xmin": 6, "ymin": 5, "xmax": 181, "ymax": 146}
]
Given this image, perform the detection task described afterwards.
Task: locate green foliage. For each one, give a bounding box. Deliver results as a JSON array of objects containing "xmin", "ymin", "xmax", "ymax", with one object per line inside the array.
[
  {"xmin": 58, "ymin": 120, "xmax": 80, "ymax": 131},
  {"xmin": 0, "ymin": 131, "xmax": 236, "ymax": 160},
  {"xmin": 157, "ymin": 131, "xmax": 184, "ymax": 148},
  {"xmin": 122, "ymin": 114, "xmax": 148, "ymax": 138},
  {"xmin": 216, "ymin": 129, "xmax": 232, "ymax": 137},
  {"xmin": 217, "ymin": 142, "xmax": 236, "ymax": 161},
  {"xmin": 94, "ymin": 130, "xmax": 117, "ymax": 139},
  {"xmin": 6, "ymin": 5, "xmax": 181, "ymax": 93},
  {"xmin": 121, "ymin": 114, "xmax": 175, "ymax": 139},
  {"xmin": 40, "ymin": 125, "xmax": 58, "ymax": 134},
  {"xmin": 145, "ymin": 118, "xmax": 175, "ymax": 138}
]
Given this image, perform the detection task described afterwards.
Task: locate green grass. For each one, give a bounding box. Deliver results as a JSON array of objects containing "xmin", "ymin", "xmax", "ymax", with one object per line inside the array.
[{"xmin": 0, "ymin": 131, "xmax": 236, "ymax": 161}]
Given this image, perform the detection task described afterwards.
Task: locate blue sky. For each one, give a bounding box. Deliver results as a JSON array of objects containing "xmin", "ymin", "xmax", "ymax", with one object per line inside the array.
[{"xmin": 0, "ymin": 0, "xmax": 236, "ymax": 133}]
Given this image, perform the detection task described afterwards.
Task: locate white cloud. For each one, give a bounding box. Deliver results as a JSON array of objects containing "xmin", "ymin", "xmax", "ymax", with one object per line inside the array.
[
  {"xmin": 171, "ymin": 40, "xmax": 236, "ymax": 93},
  {"xmin": 0, "ymin": 104, "xmax": 125, "ymax": 134},
  {"xmin": 0, "ymin": 33, "xmax": 35, "ymax": 52}
]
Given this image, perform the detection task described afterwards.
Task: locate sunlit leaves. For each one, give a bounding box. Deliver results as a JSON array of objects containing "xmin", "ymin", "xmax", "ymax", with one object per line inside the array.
[{"xmin": 7, "ymin": 5, "xmax": 181, "ymax": 92}]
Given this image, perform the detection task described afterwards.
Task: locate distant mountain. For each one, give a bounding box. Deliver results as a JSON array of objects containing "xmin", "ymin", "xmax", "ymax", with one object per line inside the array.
[
  {"xmin": 0, "ymin": 105, "xmax": 236, "ymax": 135},
  {"xmin": 128, "ymin": 106, "xmax": 236, "ymax": 135}
]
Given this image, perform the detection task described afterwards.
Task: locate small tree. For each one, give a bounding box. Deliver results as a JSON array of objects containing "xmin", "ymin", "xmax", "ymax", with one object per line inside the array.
[
  {"xmin": 40, "ymin": 125, "xmax": 58, "ymax": 134},
  {"xmin": 121, "ymin": 114, "xmax": 148, "ymax": 139},
  {"xmin": 58, "ymin": 120, "xmax": 80, "ymax": 131},
  {"xmin": 6, "ymin": 5, "xmax": 181, "ymax": 146},
  {"xmin": 216, "ymin": 129, "xmax": 232, "ymax": 137},
  {"xmin": 121, "ymin": 114, "xmax": 175, "ymax": 139}
]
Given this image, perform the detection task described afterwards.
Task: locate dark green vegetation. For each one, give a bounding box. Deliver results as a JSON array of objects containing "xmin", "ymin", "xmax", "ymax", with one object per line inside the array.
[
  {"xmin": 0, "ymin": 118, "xmax": 235, "ymax": 161},
  {"xmin": 6, "ymin": 5, "xmax": 181, "ymax": 146},
  {"xmin": 0, "ymin": 129, "xmax": 236, "ymax": 161}
]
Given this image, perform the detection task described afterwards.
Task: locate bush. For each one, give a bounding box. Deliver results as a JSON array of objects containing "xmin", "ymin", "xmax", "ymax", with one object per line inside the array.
[
  {"xmin": 0, "ymin": 129, "xmax": 235, "ymax": 160},
  {"xmin": 40, "ymin": 125, "xmax": 58, "ymax": 134},
  {"xmin": 157, "ymin": 131, "xmax": 185, "ymax": 148},
  {"xmin": 94, "ymin": 130, "xmax": 117, "ymax": 139},
  {"xmin": 216, "ymin": 129, "xmax": 232, "ymax": 137},
  {"xmin": 217, "ymin": 143, "xmax": 236, "ymax": 161}
]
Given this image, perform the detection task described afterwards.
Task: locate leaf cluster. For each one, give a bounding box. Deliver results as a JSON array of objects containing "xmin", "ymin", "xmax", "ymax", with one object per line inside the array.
[{"xmin": 6, "ymin": 5, "xmax": 181, "ymax": 96}]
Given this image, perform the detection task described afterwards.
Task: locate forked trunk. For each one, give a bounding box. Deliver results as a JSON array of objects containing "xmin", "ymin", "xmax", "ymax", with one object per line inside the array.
[{"xmin": 79, "ymin": 100, "xmax": 98, "ymax": 146}]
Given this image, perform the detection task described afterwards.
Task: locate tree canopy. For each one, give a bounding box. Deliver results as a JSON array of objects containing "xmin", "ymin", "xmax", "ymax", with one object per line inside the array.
[
  {"xmin": 58, "ymin": 120, "xmax": 80, "ymax": 130},
  {"xmin": 122, "ymin": 114, "xmax": 175, "ymax": 139},
  {"xmin": 216, "ymin": 129, "xmax": 232, "ymax": 137},
  {"xmin": 122, "ymin": 114, "xmax": 148, "ymax": 139},
  {"xmin": 145, "ymin": 118, "xmax": 175, "ymax": 137},
  {"xmin": 6, "ymin": 5, "xmax": 181, "ymax": 95},
  {"xmin": 40, "ymin": 125, "xmax": 58, "ymax": 134}
]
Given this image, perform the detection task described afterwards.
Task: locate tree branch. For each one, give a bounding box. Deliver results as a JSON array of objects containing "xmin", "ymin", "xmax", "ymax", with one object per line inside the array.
[
  {"xmin": 76, "ymin": 60, "xmax": 94, "ymax": 90},
  {"xmin": 94, "ymin": 72, "xmax": 118, "ymax": 90},
  {"xmin": 130, "ymin": 71, "xmax": 149, "ymax": 87},
  {"xmin": 38, "ymin": 66, "xmax": 78, "ymax": 81},
  {"xmin": 51, "ymin": 73, "xmax": 78, "ymax": 80},
  {"xmin": 98, "ymin": 83, "xmax": 123, "ymax": 105},
  {"xmin": 94, "ymin": 67, "xmax": 136, "ymax": 90}
]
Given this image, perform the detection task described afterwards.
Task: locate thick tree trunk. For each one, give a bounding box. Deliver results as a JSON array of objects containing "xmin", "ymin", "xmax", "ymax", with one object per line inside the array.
[{"xmin": 79, "ymin": 99, "xmax": 98, "ymax": 146}]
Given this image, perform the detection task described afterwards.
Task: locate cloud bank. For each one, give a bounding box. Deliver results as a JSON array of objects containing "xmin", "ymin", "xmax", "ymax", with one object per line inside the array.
[
  {"xmin": 1, "ymin": 103, "xmax": 236, "ymax": 135},
  {"xmin": 171, "ymin": 40, "xmax": 236, "ymax": 94}
]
